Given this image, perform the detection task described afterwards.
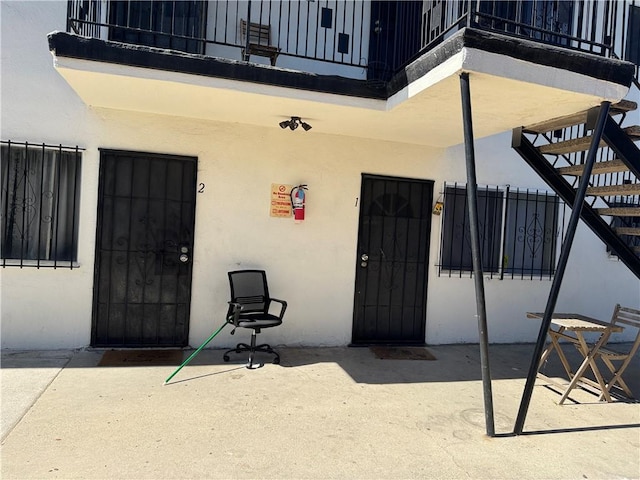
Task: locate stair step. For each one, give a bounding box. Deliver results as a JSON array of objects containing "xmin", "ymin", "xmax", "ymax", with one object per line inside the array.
[
  {"xmin": 616, "ymin": 227, "xmax": 640, "ymax": 236},
  {"xmin": 586, "ymin": 183, "xmax": 640, "ymax": 196},
  {"xmin": 524, "ymin": 100, "xmax": 638, "ymax": 134},
  {"xmin": 557, "ymin": 159, "xmax": 629, "ymax": 176},
  {"xmin": 539, "ymin": 126, "xmax": 640, "ymax": 155},
  {"xmin": 597, "ymin": 207, "xmax": 640, "ymax": 216}
]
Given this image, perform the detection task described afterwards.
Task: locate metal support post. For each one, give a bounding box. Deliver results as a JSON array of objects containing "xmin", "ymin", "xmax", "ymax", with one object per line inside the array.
[
  {"xmin": 460, "ymin": 71, "xmax": 495, "ymax": 437},
  {"xmin": 513, "ymin": 101, "xmax": 611, "ymax": 435}
]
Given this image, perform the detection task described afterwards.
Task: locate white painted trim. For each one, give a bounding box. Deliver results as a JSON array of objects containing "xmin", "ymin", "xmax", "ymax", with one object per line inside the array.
[{"xmin": 386, "ymin": 52, "xmax": 465, "ymax": 110}]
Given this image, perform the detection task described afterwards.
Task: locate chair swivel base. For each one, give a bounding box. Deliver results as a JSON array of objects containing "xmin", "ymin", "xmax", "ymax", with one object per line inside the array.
[{"xmin": 223, "ymin": 342, "xmax": 280, "ymax": 369}]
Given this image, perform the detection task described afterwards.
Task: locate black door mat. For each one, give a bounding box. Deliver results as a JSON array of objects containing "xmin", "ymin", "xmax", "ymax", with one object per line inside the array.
[
  {"xmin": 370, "ymin": 346, "xmax": 437, "ymax": 360},
  {"xmin": 98, "ymin": 350, "xmax": 184, "ymax": 367}
]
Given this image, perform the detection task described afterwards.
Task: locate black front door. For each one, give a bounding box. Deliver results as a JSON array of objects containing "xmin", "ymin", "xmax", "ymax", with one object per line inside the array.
[
  {"xmin": 92, "ymin": 150, "xmax": 197, "ymax": 347},
  {"xmin": 352, "ymin": 175, "xmax": 433, "ymax": 345}
]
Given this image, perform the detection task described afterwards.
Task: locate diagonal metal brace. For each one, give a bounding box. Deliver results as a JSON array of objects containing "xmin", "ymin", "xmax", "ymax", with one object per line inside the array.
[{"xmin": 513, "ymin": 101, "xmax": 612, "ymax": 435}]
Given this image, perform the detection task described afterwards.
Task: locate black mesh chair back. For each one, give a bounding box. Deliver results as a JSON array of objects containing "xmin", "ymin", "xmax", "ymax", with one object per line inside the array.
[
  {"xmin": 227, "ymin": 270, "xmax": 270, "ymax": 315},
  {"xmin": 224, "ymin": 269, "xmax": 287, "ymax": 368}
]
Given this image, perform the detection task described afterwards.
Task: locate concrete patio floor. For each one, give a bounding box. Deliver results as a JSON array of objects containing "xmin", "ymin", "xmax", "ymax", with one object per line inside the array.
[{"xmin": 1, "ymin": 344, "xmax": 639, "ymax": 479}]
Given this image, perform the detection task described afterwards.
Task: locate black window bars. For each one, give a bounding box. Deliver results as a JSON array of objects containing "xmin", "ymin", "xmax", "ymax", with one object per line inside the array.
[
  {"xmin": 1, "ymin": 141, "xmax": 83, "ymax": 269},
  {"xmin": 437, "ymin": 182, "xmax": 565, "ymax": 280}
]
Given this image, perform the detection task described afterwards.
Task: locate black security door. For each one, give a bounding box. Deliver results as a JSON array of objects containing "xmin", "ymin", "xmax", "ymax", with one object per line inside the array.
[
  {"xmin": 92, "ymin": 150, "xmax": 197, "ymax": 347},
  {"xmin": 352, "ymin": 175, "xmax": 433, "ymax": 344}
]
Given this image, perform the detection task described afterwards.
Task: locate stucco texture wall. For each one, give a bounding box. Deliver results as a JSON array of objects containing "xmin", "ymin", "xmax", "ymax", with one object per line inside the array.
[
  {"xmin": 82, "ymin": 108, "xmax": 446, "ymax": 349},
  {"xmin": 1, "ymin": 1, "xmax": 638, "ymax": 349}
]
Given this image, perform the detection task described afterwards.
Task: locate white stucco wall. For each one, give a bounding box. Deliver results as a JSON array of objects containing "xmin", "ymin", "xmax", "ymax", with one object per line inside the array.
[
  {"xmin": 1, "ymin": 1, "xmax": 96, "ymax": 349},
  {"xmin": 428, "ymin": 134, "xmax": 640, "ymax": 344},
  {"xmin": 1, "ymin": 1, "xmax": 639, "ymax": 349}
]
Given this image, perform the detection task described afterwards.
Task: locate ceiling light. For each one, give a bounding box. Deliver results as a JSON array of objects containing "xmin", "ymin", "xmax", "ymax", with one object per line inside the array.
[{"xmin": 279, "ymin": 116, "xmax": 312, "ymax": 132}]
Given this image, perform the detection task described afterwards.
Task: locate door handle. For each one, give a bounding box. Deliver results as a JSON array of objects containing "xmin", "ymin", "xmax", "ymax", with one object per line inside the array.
[
  {"xmin": 360, "ymin": 253, "xmax": 368, "ymax": 267},
  {"xmin": 179, "ymin": 245, "xmax": 189, "ymax": 263}
]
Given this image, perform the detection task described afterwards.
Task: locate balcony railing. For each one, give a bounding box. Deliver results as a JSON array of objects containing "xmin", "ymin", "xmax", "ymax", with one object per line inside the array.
[{"xmin": 66, "ymin": 1, "xmax": 638, "ymax": 81}]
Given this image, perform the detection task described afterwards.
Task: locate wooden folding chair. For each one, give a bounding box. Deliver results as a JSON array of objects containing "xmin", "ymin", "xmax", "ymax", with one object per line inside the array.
[
  {"xmin": 240, "ymin": 20, "xmax": 280, "ymax": 66},
  {"xmin": 595, "ymin": 304, "xmax": 640, "ymax": 400}
]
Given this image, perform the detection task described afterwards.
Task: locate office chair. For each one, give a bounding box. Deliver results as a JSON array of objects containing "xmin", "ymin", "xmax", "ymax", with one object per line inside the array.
[{"xmin": 223, "ymin": 270, "xmax": 287, "ymax": 368}]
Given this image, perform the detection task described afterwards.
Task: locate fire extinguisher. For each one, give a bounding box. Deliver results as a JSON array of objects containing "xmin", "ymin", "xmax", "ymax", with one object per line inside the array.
[{"xmin": 290, "ymin": 184, "xmax": 308, "ymax": 221}]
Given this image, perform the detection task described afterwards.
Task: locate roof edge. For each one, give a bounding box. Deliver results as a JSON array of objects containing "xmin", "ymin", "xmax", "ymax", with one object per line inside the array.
[
  {"xmin": 47, "ymin": 31, "xmax": 387, "ymax": 101},
  {"xmin": 48, "ymin": 27, "xmax": 635, "ymax": 102}
]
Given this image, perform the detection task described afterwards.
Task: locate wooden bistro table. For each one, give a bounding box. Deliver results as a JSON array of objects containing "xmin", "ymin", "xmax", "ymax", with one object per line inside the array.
[{"xmin": 527, "ymin": 312, "xmax": 624, "ymax": 404}]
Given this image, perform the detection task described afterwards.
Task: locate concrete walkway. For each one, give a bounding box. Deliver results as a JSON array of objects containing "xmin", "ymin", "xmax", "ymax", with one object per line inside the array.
[{"xmin": 1, "ymin": 345, "xmax": 639, "ymax": 479}]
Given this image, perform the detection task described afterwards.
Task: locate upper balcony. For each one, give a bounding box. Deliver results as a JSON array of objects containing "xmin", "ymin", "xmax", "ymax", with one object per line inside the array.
[{"xmin": 49, "ymin": 0, "xmax": 639, "ymax": 146}]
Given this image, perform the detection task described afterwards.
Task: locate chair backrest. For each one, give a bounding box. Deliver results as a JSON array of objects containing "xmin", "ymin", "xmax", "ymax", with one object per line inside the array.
[
  {"xmin": 610, "ymin": 304, "xmax": 640, "ymax": 351},
  {"xmin": 240, "ymin": 20, "xmax": 272, "ymax": 46},
  {"xmin": 611, "ymin": 304, "xmax": 640, "ymax": 329},
  {"xmin": 228, "ymin": 270, "xmax": 270, "ymax": 314}
]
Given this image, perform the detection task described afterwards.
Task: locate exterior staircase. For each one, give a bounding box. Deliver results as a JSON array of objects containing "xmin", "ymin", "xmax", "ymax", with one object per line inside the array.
[{"xmin": 511, "ymin": 95, "xmax": 640, "ymax": 278}]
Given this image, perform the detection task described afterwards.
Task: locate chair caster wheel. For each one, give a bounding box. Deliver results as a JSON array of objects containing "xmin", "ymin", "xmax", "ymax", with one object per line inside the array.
[
  {"xmin": 273, "ymin": 358, "xmax": 280, "ymax": 365},
  {"xmin": 223, "ymin": 355, "xmax": 230, "ymax": 362}
]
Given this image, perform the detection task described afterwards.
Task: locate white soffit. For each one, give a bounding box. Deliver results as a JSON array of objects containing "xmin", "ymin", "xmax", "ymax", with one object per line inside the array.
[
  {"xmin": 52, "ymin": 48, "xmax": 630, "ymax": 147},
  {"xmin": 462, "ymin": 48, "xmax": 629, "ymax": 101},
  {"xmin": 53, "ymin": 56, "xmax": 387, "ymax": 111}
]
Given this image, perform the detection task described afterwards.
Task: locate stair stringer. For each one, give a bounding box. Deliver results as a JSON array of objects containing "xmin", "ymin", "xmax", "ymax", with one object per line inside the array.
[
  {"xmin": 511, "ymin": 129, "xmax": 640, "ymax": 278},
  {"xmin": 602, "ymin": 116, "xmax": 640, "ymax": 177}
]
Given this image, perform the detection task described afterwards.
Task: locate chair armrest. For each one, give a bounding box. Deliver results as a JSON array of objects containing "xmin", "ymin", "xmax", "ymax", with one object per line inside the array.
[
  {"xmin": 227, "ymin": 301, "xmax": 243, "ymax": 324},
  {"xmin": 269, "ymin": 298, "xmax": 288, "ymax": 320}
]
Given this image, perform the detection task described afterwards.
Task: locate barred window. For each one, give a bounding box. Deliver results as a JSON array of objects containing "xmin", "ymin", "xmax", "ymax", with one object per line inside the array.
[
  {"xmin": 440, "ymin": 185, "xmax": 503, "ymax": 273},
  {"xmin": 438, "ymin": 183, "xmax": 561, "ymax": 279},
  {"xmin": 1, "ymin": 141, "xmax": 82, "ymax": 268}
]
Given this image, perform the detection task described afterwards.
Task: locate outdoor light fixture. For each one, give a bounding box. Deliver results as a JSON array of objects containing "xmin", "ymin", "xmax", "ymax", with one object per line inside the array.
[{"xmin": 279, "ymin": 116, "xmax": 312, "ymax": 131}]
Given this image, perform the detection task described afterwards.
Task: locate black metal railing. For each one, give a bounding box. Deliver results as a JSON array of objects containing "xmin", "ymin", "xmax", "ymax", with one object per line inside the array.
[{"xmin": 65, "ymin": 0, "xmax": 638, "ymax": 81}]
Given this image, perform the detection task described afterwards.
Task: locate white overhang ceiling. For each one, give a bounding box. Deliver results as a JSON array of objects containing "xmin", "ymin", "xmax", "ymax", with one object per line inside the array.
[{"xmin": 51, "ymin": 45, "xmax": 630, "ymax": 148}]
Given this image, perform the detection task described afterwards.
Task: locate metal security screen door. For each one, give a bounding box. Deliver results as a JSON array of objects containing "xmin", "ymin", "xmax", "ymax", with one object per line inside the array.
[
  {"xmin": 92, "ymin": 150, "xmax": 197, "ymax": 347},
  {"xmin": 352, "ymin": 175, "xmax": 433, "ymax": 344}
]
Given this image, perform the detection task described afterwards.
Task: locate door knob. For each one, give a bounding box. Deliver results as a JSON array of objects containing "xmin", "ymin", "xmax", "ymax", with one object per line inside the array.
[
  {"xmin": 179, "ymin": 245, "xmax": 190, "ymax": 263},
  {"xmin": 360, "ymin": 253, "xmax": 368, "ymax": 268}
]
